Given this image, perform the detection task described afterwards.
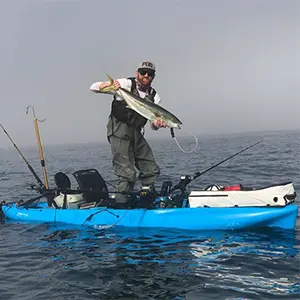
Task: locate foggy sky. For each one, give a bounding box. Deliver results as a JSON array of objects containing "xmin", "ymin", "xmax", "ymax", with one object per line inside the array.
[{"xmin": 0, "ymin": 0, "xmax": 299, "ymax": 148}]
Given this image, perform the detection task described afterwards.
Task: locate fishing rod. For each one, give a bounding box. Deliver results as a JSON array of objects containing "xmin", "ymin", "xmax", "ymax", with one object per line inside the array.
[
  {"xmin": 26, "ymin": 106, "xmax": 49, "ymax": 189},
  {"xmin": 0, "ymin": 123, "xmax": 45, "ymax": 191},
  {"xmin": 170, "ymin": 139, "xmax": 263, "ymax": 192}
]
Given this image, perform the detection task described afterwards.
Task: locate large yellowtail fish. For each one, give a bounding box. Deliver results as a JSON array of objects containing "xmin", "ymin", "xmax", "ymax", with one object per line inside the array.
[{"xmin": 102, "ymin": 74, "xmax": 182, "ymax": 129}]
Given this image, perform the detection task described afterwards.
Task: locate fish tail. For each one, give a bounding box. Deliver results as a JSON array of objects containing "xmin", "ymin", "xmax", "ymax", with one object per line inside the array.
[{"xmin": 106, "ymin": 74, "xmax": 114, "ymax": 85}]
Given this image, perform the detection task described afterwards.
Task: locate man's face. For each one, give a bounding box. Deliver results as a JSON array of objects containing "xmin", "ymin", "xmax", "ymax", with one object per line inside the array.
[{"xmin": 136, "ymin": 68, "xmax": 155, "ymax": 87}]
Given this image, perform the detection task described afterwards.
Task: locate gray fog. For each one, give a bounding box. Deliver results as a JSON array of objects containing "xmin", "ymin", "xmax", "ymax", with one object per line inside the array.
[{"xmin": 0, "ymin": 0, "xmax": 299, "ymax": 148}]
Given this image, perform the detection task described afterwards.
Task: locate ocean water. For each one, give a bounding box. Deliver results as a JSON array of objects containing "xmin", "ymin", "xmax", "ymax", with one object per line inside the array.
[{"xmin": 0, "ymin": 130, "xmax": 299, "ymax": 300}]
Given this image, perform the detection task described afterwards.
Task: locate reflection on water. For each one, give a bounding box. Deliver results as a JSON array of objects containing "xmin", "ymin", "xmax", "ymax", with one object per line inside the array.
[{"xmin": 12, "ymin": 224, "xmax": 295, "ymax": 299}]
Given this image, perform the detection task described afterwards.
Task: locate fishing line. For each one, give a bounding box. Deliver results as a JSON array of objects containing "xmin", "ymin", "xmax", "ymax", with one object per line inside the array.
[
  {"xmin": 170, "ymin": 128, "xmax": 199, "ymax": 153},
  {"xmin": 82, "ymin": 209, "xmax": 120, "ymax": 226},
  {"xmin": 82, "ymin": 209, "xmax": 129, "ymax": 231}
]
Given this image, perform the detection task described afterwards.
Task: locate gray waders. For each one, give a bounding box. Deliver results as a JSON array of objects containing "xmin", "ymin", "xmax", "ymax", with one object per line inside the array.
[{"xmin": 107, "ymin": 116, "xmax": 160, "ymax": 201}]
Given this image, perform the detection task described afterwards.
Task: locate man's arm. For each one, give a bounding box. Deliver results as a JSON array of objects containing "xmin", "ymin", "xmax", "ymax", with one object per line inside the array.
[{"xmin": 90, "ymin": 81, "xmax": 111, "ymax": 92}]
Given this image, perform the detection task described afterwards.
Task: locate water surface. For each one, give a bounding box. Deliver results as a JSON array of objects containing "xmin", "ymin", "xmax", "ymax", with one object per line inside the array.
[{"xmin": 0, "ymin": 130, "xmax": 299, "ymax": 299}]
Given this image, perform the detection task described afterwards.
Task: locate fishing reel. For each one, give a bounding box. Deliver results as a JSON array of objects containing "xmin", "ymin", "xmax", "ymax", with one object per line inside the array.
[
  {"xmin": 178, "ymin": 175, "xmax": 193, "ymax": 187},
  {"xmin": 168, "ymin": 175, "xmax": 193, "ymax": 195},
  {"xmin": 29, "ymin": 184, "xmax": 39, "ymax": 191},
  {"xmin": 134, "ymin": 185, "xmax": 158, "ymax": 208},
  {"xmin": 28, "ymin": 183, "xmax": 49, "ymax": 194},
  {"xmin": 28, "ymin": 183, "xmax": 44, "ymax": 194},
  {"xmin": 157, "ymin": 178, "xmax": 190, "ymax": 208}
]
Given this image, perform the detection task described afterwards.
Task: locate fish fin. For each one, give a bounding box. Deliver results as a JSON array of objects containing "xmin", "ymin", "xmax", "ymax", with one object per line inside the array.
[{"xmin": 106, "ymin": 74, "xmax": 114, "ymax": 85}]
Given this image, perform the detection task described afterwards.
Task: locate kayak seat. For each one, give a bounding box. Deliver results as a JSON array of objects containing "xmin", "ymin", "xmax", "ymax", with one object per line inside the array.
[
  {"xmin": 72, "ymin": 169, "xmax": 109, "ymax": 202},
  {"xmin": 53, "ymin": 172, "xmax": 84, "ymax": 209},
  {"xmin": 54, "ymin": 172, "xmax": 79, "ymax": 194}
]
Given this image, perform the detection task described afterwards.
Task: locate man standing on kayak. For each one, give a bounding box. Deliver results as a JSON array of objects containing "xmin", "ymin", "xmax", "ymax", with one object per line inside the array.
[{"xmin": 90, "ymin": 61, "xmax": 167, "ymax": 204}]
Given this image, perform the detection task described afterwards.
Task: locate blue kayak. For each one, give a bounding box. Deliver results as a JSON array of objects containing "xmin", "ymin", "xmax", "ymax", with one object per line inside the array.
[
  {"xmin": 1, "ymin": 125, "xmax": 298, "ymax": 231},
  {"xmin": 2, "ymin": 202, "xmax": 298, "ymax": 231}
]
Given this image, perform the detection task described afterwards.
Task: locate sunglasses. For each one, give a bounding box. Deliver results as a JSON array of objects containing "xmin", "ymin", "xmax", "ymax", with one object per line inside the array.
[{"xmin": 138, "ymin": 69, "xmax": 155, "ymax": 77}]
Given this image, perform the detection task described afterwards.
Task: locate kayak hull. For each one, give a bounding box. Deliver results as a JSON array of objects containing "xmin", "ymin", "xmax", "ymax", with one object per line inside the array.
[{"xmin": 2, "ymin": 203, "xmax": 298, "ymax": 231}]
